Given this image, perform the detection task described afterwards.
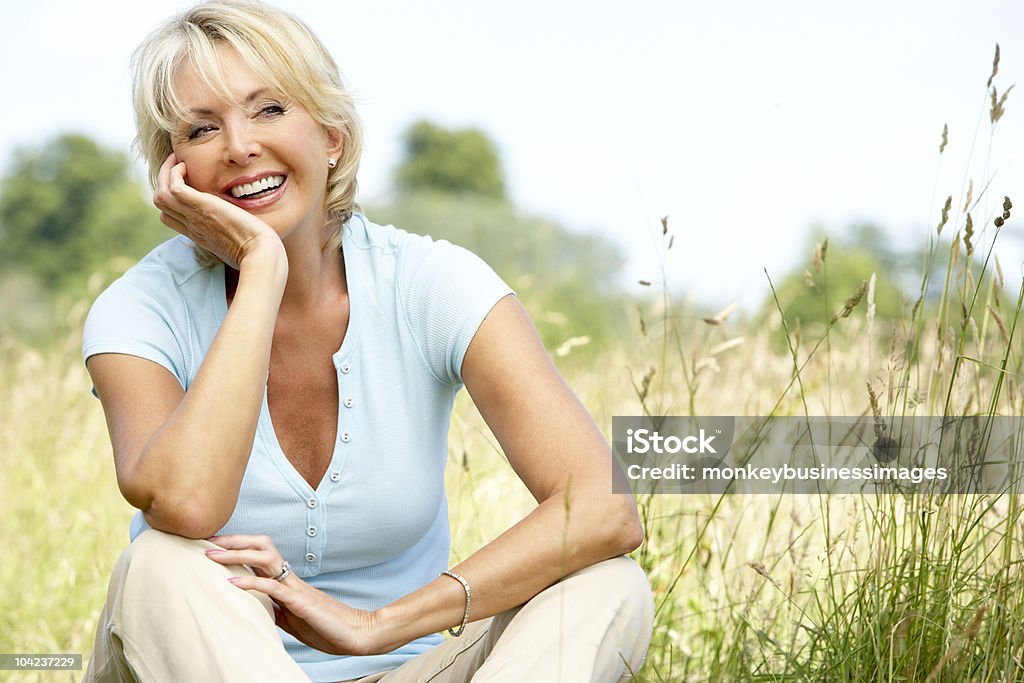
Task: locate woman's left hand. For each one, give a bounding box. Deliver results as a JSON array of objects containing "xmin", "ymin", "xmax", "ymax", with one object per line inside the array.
[{"xmin": 205, "ymin": 534, "xmax": 380, "ymax": 656}]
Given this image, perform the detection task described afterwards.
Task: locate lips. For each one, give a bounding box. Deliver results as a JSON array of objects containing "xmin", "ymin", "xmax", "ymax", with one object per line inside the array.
[
  {"xmin": 229, "ymin": 174, "xmax": 285, "ymax": 198},
  {"xmin": 221, "ymin": 172, "xmax": 288, "ymax": 210}
]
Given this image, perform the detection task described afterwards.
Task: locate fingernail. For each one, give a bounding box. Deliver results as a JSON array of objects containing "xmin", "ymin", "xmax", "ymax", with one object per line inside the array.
[
  {"xmin": 205, "ymin": 549, "xmax": 224, "ymax": 555},
  {"xmin": 206, "ymin": 535, "xmax": 219, "ymax": 540},
  {"xmin": 227, "ymin": 577, "xmax": 241, "ymax": 584}
]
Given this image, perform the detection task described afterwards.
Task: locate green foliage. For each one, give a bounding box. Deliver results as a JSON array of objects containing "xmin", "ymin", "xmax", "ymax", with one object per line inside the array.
[
  {"xmin": 366, "ymin": 192, "xmax": 631, "ymax": 354},
  {"xmin": 384, "ymin": 120, "xmax": 633, "ymax": 356},
  {"xmin": 395, "ymin": 121, "xmax": 506, "ymax": 200},
  {"xmin": 0, "ymin": 133, "xmax": 163, "ymax": 294},
  {"xmin": 762, "ymin": 227, "xmax": 905, "ymax": 331}
]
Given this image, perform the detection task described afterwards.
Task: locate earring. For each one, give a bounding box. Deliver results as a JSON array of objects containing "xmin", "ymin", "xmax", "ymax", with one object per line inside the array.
[{"xmin": 328, "ymin": 158, "xmax": 337, "ymax": 168}]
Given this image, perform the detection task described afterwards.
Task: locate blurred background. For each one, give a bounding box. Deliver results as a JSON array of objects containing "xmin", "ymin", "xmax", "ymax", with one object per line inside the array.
[
  {"xmin": 4, "ymin": 4, "xmax": 1024, "ymax": 679},
  {"xmin": 2, "ymin": 0, "xmax": 1023, "ymax": 348}
]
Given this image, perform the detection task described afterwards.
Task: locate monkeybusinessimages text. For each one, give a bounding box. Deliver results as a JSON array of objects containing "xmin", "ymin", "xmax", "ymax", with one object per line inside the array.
[{"xmin": 624, "ymin": 428, "xmax": 949, "ymax": 485}]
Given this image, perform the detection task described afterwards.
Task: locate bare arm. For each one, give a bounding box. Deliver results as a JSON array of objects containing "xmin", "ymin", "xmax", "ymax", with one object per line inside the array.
[
  {"xmin": 370, "ymin": 295, "xmax": 643, "ymax": 648},
  {"xmin": 212, "ymin": 295, "xmax": 643, "ymax": 653},
  {"xmin": 88, "ymin": 154, "xmax": 288, "ymax": 538}
]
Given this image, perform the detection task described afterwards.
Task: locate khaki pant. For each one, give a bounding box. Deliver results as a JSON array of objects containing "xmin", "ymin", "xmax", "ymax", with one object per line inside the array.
[{"xmin": 83, "ymin": 530, "xmax": 654, "ymax": 682}]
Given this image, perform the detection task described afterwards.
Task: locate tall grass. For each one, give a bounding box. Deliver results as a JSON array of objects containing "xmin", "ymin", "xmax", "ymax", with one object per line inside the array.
[
  {"xmin": 2, "ymin": 47, "xmax": 1022, "ymax": 683},
  {"xmin": 617, "ymin": 46, "xmax": 1024, "ymax": 681}
]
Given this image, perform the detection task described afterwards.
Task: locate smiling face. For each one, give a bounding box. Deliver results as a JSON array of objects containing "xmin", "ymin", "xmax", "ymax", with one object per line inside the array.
[{"xmin": 170, "ymin": 43, "xmax": 343, "ymax": 243}]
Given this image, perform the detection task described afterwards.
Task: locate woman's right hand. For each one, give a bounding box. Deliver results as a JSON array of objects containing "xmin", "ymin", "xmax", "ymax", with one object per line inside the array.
[{"xmin": 153, "ymin": 152, "xmax": 283, "ymax": 269}]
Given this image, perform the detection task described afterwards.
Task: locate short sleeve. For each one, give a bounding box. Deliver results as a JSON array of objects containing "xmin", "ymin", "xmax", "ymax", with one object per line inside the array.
[
  {"xmin": 82, "ymin": 265, "xmax": 190, "ymax": 392},
  {"xmin": 401, "ymin": 239, "xmax": 515, "ymax": 385}
]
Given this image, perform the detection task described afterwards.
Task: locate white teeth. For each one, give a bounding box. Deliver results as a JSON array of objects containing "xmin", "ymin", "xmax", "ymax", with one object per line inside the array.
[{"xmin": 230, "ymin": 175, "xmax": 285, "ymax": 198}]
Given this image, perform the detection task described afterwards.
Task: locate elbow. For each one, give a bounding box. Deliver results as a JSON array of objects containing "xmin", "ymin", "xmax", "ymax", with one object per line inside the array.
[
  {"xmin": 588, "ymin": 493, "xmax": 644, "ymax": 557},
  {"xmin": 612, "ymin": 496, "xmax": 645, "ymax": 554},
  {"xmin": 117, "ymin": 462, "xmax": 234, "ymax": 539},
  {"xmin": 144, "ymin": 500, "xmax": 231, "ymax": 539},
  {"xmin": 134, "ymin": 486, "xmax": 234, "ymax": 540}
]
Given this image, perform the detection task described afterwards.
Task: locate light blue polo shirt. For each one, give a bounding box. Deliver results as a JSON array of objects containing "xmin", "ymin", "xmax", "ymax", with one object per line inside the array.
[{"xmin": 82, "ymin": 214, "xmax": 515, "ymax": 682}]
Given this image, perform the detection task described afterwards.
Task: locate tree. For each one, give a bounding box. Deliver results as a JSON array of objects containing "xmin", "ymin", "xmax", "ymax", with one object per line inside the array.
[
  {"xmin": 0, "ymin": 133, "xmax": 164, "ymax": 293},
  {"xmin": 761, "ymin": 227, "xmax": 906, "ymax": 331},
  {"xmin": 394, "ymin": 120, "xmax": 506, "ymax": 200}
]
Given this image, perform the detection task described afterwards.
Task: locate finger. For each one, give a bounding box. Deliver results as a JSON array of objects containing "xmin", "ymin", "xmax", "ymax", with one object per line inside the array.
[
  {"xmin": 207, "ymin": 534, "xmax": 276, "ymax": 551},
  {"xmin": 227, "ymin": 574, "xmax": 292, "ymax": 600},
  {"xmin": 156, "ymin": 153, "xmax": 177, "ymax": 193},
  {"xmin": 159, "ymin": 211, "xmax": 188, "ymax": 234},
  {"xmin": 155, "ymin": 154, "xmax": 189, "ymax": 214},
  {"xmin": 205, "ymin": 548, "xmax": 281, "ymax": 573},
  {"xmin": 166, "ymin": 161, "xmax": 200, "ymax": 209}
]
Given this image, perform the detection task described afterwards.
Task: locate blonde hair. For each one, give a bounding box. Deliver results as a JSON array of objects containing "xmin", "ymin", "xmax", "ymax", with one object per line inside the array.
[{"xmin": 130, "ymin": 0, "xmax": 362, "ymax": 266}]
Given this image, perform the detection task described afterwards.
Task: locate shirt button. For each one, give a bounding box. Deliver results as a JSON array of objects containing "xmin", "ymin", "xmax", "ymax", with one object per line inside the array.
[
  {"xmin": 340, "ymin": 363, "xmax": 351, "ymax": 374},
  {"xmin": 341, "ymin": 431, "xmax": 351, "ymax": 443},
  {"xmin": 305, "ymin": 553, "xmax": 317, "ymax": 562},
  {"xmin": 330, "ymin": 471, "xmax": 340, "ymax": 482},
  {"xmin": 307, "ymin": 498, "xmax": 318, "ymax": 509},
  {"xmin": 307, "ymin": 526, "xmax": 317, "ymax": 537},
  {"xmin": 344, "ymin": 397, "xmax": 354, "ymax": 408}
]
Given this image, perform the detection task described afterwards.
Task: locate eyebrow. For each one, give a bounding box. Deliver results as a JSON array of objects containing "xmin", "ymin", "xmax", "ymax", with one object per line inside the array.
[{"xmin": 188, "ymin": 88, "xmax": 272, "ymax": 116}]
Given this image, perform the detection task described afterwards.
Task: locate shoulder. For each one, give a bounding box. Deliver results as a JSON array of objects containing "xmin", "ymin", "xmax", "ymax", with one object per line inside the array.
[
  {"xmin": 84, "ymin": 236, "xmax": 214, "ymax": 345},
  {"xmin": 118, "ymin": 236, "xmax": 209, "ymax": 289},
  {"xmin": 91, "ymin": 236, "xmax": 207, "ymax": 305},
  {"xmin": 82, "ymin": 237, "xmax": 205, "ymax": 385},
  {"xmin": 349, "ymin": 214, "xmax": 515, "ymax": 385},
  {"xmin": 343, "ymin": 212, "xmax": 433, "ymax": 263}
]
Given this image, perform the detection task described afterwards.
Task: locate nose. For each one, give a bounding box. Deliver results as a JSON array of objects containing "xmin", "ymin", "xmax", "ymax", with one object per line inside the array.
[{"xmin": 221, "ymin": 116, "xmax": 260, "ymax": 166}]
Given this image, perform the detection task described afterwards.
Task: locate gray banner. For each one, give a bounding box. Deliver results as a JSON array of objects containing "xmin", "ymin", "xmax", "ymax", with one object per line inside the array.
[
  {"xmin": 0, "ymin": 654, "xmax": 82, "ymax": 670},
  {"xmin": 612, "ymin": 416, "xmax": 1024, "ymax": 494}
]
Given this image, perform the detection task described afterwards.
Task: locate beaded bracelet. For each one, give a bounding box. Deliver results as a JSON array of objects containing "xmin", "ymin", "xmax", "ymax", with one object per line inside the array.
[{"xmin": 440, "ymin": 570, "xmax": 472, "ymax": 637}]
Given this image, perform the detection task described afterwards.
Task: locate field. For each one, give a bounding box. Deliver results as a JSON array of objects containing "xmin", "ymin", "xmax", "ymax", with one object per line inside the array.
[
  {"xmin": 2, "ymin": 50, "xmax": 1023, "ymax": 683},
  {"xmin": 2, "ymin": 226, "xmax": 1023, "ymax": 683}
]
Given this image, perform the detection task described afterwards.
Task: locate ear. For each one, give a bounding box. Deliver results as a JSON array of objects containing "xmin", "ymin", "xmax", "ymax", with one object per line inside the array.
[{"xmin": 324, "ymin": 125, "xmax": 345, "ymax": 161}]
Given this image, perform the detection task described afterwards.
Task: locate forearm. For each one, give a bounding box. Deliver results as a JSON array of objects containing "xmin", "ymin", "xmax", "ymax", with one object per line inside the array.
[
  {"xmin": 136, "ymin": 247, "xmax": 288, "ymax": 535},
  {"xmin": 371, "ymin": 481, "xmax": 641, "ymax": 653}
]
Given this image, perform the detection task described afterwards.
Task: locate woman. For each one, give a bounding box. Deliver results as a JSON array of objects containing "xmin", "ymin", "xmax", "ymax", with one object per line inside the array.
[{"xmin": 81, "ymin": 1, "xmax": 653, "ymax": 681}]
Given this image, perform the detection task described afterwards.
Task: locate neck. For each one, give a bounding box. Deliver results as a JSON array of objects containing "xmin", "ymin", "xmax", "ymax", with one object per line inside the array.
[
  {"xmin": 278, "ymin": 225, "xmax": 346, "ymax": 315},
  {"xmin": 226, "ymin": 221, "xmax": 347, "ymax": 317}
]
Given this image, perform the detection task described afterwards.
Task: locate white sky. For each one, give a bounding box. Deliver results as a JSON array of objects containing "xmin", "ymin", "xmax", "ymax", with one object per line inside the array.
[{"xmin": 2, "ymin": 0, "xmax": 1023, "ymax": 310}]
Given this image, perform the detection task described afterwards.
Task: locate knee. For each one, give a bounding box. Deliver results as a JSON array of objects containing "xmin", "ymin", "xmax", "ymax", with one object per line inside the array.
[
  {"xmin": 568, "ymin": 557, "xmax": 654, "ymax": 678},
  {"xmin": 565, "ymin": 555, "xmax": 654, "ymax": 621},
  {"xmin": 126, "ymin": 528, "xmax": 217, "ymax": 566},
  {"xmin": 120, "ymin": 529, "xmax": 231, "ymax": 592}
]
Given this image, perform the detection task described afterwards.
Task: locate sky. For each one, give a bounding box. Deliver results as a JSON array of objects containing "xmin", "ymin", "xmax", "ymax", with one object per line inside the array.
[{"xmin": 2, "ymin": 0, "xmax": 1023, "ymax": 311}]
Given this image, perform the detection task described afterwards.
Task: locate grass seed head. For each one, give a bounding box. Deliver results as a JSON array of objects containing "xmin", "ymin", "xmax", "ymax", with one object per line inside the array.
[
  {"xmin": 703, "ymin": 302, "xmax": 738, "ymax": 326},
  {"xmin": 831, "ymin": 280, "xmax": 868, "ymax": 324},
  {"xmin": 988, "ymin": 43, "xmax": 1000, "ymax": 88},
  {"xmin": 939, "ymin": 123, "xmax": 949, "ymax": 154},
  {"xmin": 988, "ymin": 304, "xmax": 1010, "ymax": 344},
  {"xmin": 937, "ymin": 196, "xmax": 952, "ymax": 234},
  {"xmin": 990, "ymin": 84, "xmax": 1014, "ymax": 124}
]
